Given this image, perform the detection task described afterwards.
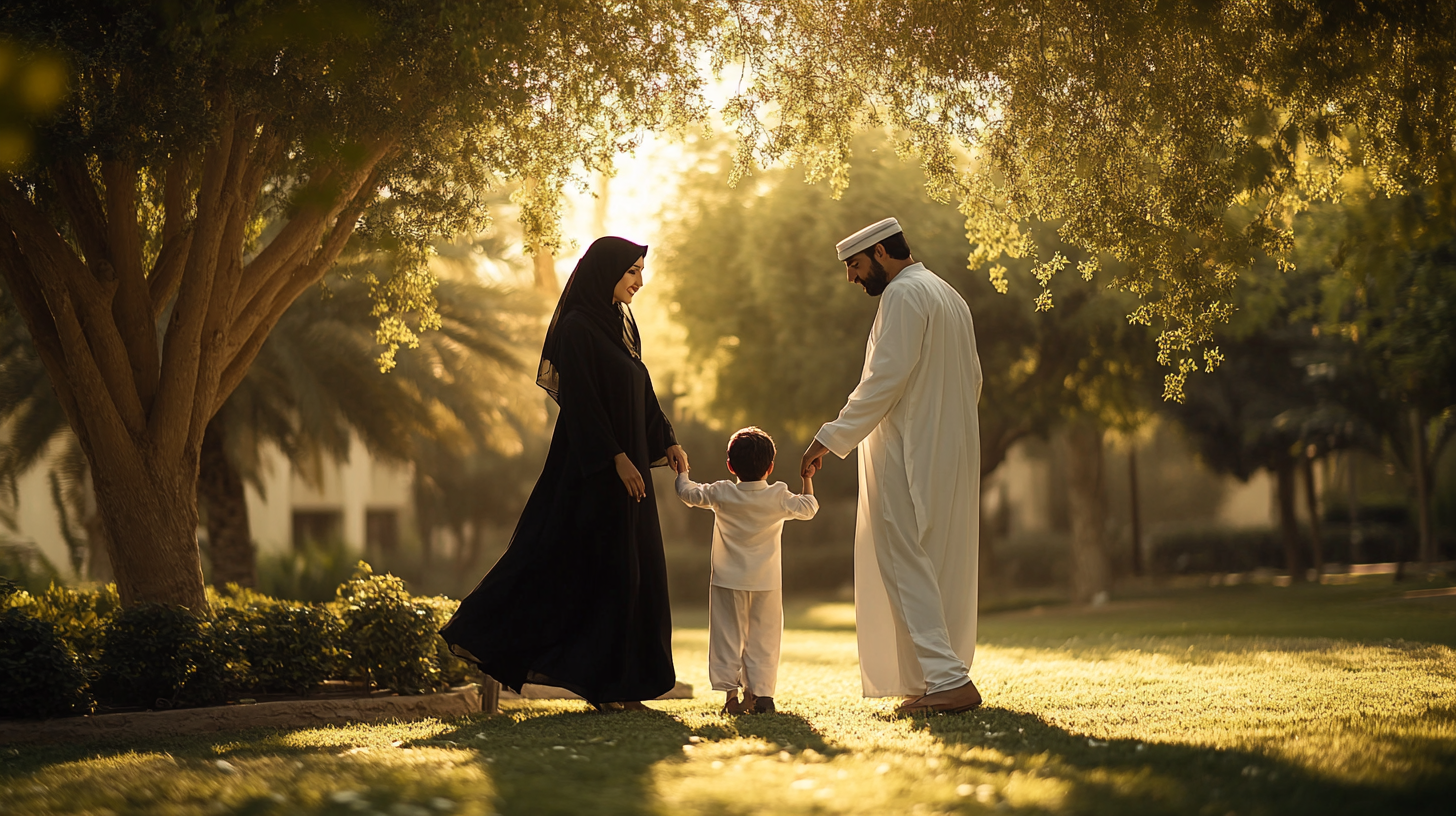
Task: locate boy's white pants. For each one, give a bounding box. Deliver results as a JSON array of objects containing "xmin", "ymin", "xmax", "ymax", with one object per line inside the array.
[{"xmin": 708, "ymin": 585, "xmax": 783, "ymax": 698}]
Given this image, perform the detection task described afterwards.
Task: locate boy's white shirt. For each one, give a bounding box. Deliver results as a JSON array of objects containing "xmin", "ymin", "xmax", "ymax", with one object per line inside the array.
[{"xmin": 675, "ymin": 471, "xmax": 819, "ymax": 591}]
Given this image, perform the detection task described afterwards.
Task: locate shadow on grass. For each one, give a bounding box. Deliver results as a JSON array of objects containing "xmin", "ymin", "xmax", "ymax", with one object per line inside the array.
[
  {"xmin": 918, "ymin": 706, "xmax": 1456, "ymax": 816},
  {"xmin": 0, "ymin": 703, "xmax": 692, "ymax": 816},
  {"xmin": 424, "ymin": 704, "xmax": 692, "ymax": 816},
  {"xmin": 699, "ymin": 710, "xmax": 840, "ymax": 756}
]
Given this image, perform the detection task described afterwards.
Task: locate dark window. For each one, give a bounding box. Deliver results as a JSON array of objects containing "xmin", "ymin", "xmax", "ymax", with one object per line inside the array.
[
  {"xmin": 292, "ymin": 510, "xmax": 342, "ymax": 550},
  {"xmin": 366, "ymin": 509, "xmax": 400, "ymax": 557}
]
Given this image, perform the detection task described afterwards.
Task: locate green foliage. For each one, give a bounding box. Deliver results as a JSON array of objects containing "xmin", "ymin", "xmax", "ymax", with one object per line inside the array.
[
  {"xmin": 717, "ymin": 1, "xmax": 1456, "ymax": 398},
  {"xmin": 214, "ymin": 589, "xmax": 343, "ymax": 696},
  {"xmin": 334, "ymin": 563, "xmax": 442, "ymax": 694},
  {"xmin": 657, "ymin": 133, "xmax": 1156, "ymax": 478},
  {"xmin": 0, "ymin": 606, "xmax": 92, "ymax": 719},
  {"xmin": 91, "ymin": 604, "xmax": 229, "ymax": 709},
  {"xmin": 15, "ymin": 582, "xmax": 120, "ymax": 668},
  {"xmin": 3, "ymin": 0, "xmax": 717, "ymax": 363},
  {"xmin": 1, "ymin": 576, "xmax": 474, "ymax": 718},
  {"xmin": 257, "ymin": 538, "xmax": 361, "ymax": 603},
  {"xmin": 0, "ymin": 540, "xmax": 59, "ymax": 595},
  {"xmin": 413, "ymin": 594, "xmax": 478, "ymax": 687}
]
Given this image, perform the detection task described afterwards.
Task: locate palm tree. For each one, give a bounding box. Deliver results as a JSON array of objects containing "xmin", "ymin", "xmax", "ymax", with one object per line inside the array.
[{"xmin": 2, "ymin": 252, "xmax": 538, "ymax": 587}]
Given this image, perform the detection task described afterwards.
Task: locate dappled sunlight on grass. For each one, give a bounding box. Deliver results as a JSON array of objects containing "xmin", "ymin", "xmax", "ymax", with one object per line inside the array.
[{"xmin": 3, "ymin": 582, "xmax": 1453, "ymax": 814}]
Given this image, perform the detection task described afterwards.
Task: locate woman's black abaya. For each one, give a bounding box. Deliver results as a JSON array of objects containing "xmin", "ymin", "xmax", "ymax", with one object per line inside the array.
[{"xmin": 440, "ymin": 237, "xmax": 678, "ymax": 704}]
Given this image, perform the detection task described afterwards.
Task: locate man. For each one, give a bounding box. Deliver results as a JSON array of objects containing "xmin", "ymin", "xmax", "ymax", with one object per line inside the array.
[{"xmin": 800, "ymin": 217, "xmax": 983, "ymax": 714}]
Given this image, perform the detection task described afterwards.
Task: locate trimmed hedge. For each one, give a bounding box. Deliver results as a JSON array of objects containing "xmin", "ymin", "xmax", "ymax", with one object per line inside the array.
[
  {"xmin": 0, "ymin": 594, "xmax": 94, "ymax": 719},
  {"xmin": 214, "ymin": 591, "xmax": 343, "ymax": 696},
  {"xmin": 336, "ymin": 565, "xmax": 444, "ymax": 694},
  {"xmin": 91, "ymin": 604, "xmax": 230, "ymax": 709},
  {"xmin": 0, "ymin": 562, "xmax": 481, "ymax": 720}
]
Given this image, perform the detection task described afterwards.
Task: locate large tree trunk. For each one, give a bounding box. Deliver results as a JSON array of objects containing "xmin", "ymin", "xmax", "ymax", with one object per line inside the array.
[
  {"xmin": 199, "ymin": 416, "xmax": 256, "ymax": 589},
  {"xmin": 978, "ymin": 485, "xmax": 1001, "ymax": 600},
  {"xmin": 1411, "ymin": 408, "xmax": 1434, "ymax": 571},
  {"xmin": 1347, "ymin": 450, "xmax": 1363, "ymax": 565},
  {"xmin": 88, "ymin": 440, "xmax": 208, "ymax": 610},
  {"xmin": 1066, "ymin": 416, "xmax": 1111, "ymax": 604},
  {"xmin": 1301, "ymin": 454, "xmax": 1325, "ymax": 577},
  {"xmin": 1127, "ymin": 445, "xmax": 1144, "ymax": 577},
  {"xmin": 1274, "ymin": 455, "xmax": 1306, "ymax": 582},
  {"xmin": 0, "ymin": 109, "xmax": 394, "ymax": 610}
]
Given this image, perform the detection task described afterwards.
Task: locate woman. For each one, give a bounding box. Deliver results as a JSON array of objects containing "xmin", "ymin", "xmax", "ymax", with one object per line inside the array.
[{"xmin": 441, "ymin": 236, "xmax": 689, "ymax": 711}]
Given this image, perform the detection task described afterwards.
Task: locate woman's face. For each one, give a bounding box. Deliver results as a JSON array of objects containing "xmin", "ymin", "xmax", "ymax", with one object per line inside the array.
[{"xmin": 612, "ymin": 257, "xmax": 645, "ymax": 304}]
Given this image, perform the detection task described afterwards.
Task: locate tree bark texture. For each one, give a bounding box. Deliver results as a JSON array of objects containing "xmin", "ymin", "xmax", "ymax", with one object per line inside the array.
[
  {"xmin": 1347, "ymin": 451, "xmax": 1363, "ymax": 565},
  {"xmin": 200, "ymin": 416, "xmax": 256, "ymax": 589},
  {"xmin": 978, "ymin": 486, "xmax": 1000, "ymax": 599},
  {"xmin": 1301, "ymin": 454, "xmax": 1324, "ymax": 576},
  {"xmin": 1411, "ymin": 408, "xmax": 1434, "ymax": 570},
  {"xmin": 1275, "ymin": 455, "xmax": 1306, "ymax": 582},
  {"xmin": 1127, "ymin": 446, "xmax": 1143, "ymax": 577},
  {"xmin": 0, "ymin": 104, "xmax": 396, "ymax": 610},
  {"xmin": 1066, "ymin": 416, "xmax": 1111, "ymax": 604}
]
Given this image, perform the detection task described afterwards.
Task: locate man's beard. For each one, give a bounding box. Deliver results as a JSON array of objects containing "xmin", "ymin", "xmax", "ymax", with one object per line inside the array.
[{"xmin": 859, "ymin": 256, "xmax": 891, "ymax": 296}]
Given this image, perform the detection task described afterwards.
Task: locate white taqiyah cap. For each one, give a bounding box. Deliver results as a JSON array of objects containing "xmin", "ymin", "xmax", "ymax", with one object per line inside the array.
[{"xmin": 836, "ymin": 217, "xmax": 903, "ymax": 261}]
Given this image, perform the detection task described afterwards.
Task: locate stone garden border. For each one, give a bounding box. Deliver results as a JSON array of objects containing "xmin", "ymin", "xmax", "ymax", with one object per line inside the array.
[{"xmin": 0, "ymin": 682, "xmax": 499, "ymax": 746}]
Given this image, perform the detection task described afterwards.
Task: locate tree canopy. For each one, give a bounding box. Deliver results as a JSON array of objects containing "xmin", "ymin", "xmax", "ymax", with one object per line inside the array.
[
  {"xmin": 0, "ymin": 0, "xmax": 713, "ymax": 609},
  {"xmin": 3, "ymin": 0, "xmax": 1453, "ymax": 608},
  {"xmin": 715, "ymin": 0, "xmax": 1455, "ymax": 398}
]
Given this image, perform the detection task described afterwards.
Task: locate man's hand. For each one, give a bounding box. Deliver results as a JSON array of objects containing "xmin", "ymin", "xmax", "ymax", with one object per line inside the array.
[
  {"xmin": 615, "ymin": 452, "xmax": 646, "ymax": 501},
  {"xmin": 665, "ymin": 444, "xmax": 690, "ymax": 474},
  {"xmin": 800, "ymin": 438, "xmax": 829, "ymax": 479}
]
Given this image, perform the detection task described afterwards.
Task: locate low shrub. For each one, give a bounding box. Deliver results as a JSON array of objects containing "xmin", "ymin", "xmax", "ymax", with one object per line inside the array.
[
  {"xmin": 2, "ymin": 566, "xmax": 475, "ymax": 719},
  {"xmin": 91, "ymin": 604, "xmax": 228, "ymax": 709},
  {"xmin": 20, "ymin": 583, "xmax": 121, "ymax": 669},
  {"xmin": 0, "ymin": 606, "xmax": 94, "ymax": 718},
  {"xmin": 214, "ymin": 592, "xmax": 342, "ymax": 696},
  {"xmin": 335, "ymin": 563, "xmax": 443, "ymax": 694},
  {"xmin": 415, "ymin": 595, "xmax": 479, "ymax": 687},
  {"xmin": 258, "ymin": 538, "xmax": 360, "ymax": 603}
]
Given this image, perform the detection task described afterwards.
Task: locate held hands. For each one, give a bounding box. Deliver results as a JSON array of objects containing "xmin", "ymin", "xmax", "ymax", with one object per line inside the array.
[
  {"xmin": 665, "ymin": 444, "xmax": 690, "ymax": 474},
  {"xmin": 614, "ymin": 453, "xmax": 646, "ymax": 502},
  {"xmin": 800, "ymin": 438, "xmax": 829, "ymax": 479}
]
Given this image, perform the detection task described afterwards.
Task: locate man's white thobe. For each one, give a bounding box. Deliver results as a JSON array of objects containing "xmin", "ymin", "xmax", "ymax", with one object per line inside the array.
[{"xmin": 816, "ymin": 263, "xmax": 982, "ymax": 697}]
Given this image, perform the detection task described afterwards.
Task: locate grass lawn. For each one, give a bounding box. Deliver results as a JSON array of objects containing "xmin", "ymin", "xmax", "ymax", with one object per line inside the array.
[{"xmin": 4, "ymin": 578, "xmax": 1454, "ymax": 815}]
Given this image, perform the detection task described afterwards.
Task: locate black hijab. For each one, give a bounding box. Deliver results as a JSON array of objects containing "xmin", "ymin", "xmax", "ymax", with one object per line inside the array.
[{"xmin": 536, "ymin": 236, "xmax": 647, "ymax": 403}]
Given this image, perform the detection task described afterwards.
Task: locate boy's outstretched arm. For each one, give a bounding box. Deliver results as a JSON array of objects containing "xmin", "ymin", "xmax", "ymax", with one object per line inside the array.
[
  {"xmin": 675, "ymin": 470, "xmax": 714, "ymax": 508},
  {"xmin": 786, "ymin": 476, "xmax": 819, "ymax": 520}
]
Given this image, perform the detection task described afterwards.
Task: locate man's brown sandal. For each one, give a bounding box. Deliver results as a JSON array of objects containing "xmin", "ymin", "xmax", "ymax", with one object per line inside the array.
[
  {"xmin": 720, "ymin": 692, "xmax": 756, "ymax": 715},
  {"xmin": 894, "ymin": 681, "xmax": 982, "ymax": 715}
]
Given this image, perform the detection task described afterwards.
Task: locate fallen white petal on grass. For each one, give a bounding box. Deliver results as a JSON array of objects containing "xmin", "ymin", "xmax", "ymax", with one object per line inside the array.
[{"xmin": 213, "ymin": 760, "xmax": 237, "ymax": 774}]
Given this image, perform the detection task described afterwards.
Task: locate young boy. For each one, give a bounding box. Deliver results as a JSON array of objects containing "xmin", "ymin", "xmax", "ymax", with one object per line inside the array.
[{"xmin": 675, "ymin": 426, "xmax": 818, "ymax": 714}]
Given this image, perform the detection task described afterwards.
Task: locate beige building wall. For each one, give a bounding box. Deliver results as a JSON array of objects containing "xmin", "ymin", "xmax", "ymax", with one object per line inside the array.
[{"xmin": 6, "ymin": 429, "xmax": 414, "ymax": 581}]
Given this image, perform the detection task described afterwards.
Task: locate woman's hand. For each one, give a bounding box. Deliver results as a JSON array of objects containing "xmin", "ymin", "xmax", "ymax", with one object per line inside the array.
[
  {"xmin": 614, "ymin": 452, "xmax": 645, "ymax": 501},
  {"xmin": 665, "ymin": 444, "xmax": 690, "ymax": 474}
]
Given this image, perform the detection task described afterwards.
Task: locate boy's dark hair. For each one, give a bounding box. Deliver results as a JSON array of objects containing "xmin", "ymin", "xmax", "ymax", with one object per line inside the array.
[
  {"xmin": 727, "ymin": 427, "xmax": 776, "ymax": 481},
  {"xmin": 859, "ymin": 231, "xmax": 911, "ymax": 261}
]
